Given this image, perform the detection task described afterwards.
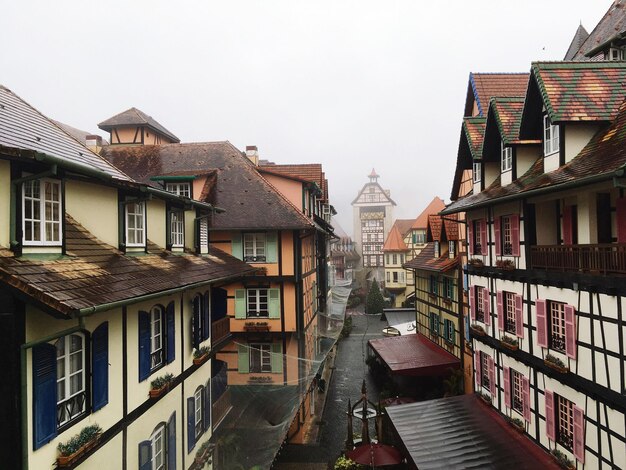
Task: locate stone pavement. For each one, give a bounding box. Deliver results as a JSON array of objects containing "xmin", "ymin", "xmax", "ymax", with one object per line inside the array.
[{"xmin": 274, "ymin": 309, "xmax": 385, "ymax": 469}]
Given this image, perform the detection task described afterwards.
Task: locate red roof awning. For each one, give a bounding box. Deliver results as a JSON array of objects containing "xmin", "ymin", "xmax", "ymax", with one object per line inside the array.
[{"xmin": 368, "ymin": 334, "xmax": 460, "ymax": 376}]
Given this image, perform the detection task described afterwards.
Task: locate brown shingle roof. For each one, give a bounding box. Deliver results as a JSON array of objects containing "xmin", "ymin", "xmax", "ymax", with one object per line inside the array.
[
  {"xmin": 574, "ymin": 0, "xmax": 626, "ymax": 59},
  {"xmin": 564, "ymin": 24, "xmax": 590, "ymax": 60},
  {"xmin": 468, "ymin": 73, "xmax": 530, "ymax": 116},
  {"xmin": 101, "ymin": 143, "xmax": 314, "ymax": 230},
  {"xmin": 0, "ymin": 215, "xmax": 255, "ymax": 316},
  {"xmin": 382, "ymin": 223, "xmax": 409, "ymax": 252},
  {"xmin": 98, "ymin": 107, "xmax": 180, "ymax": 143},
  {"xmin": 403, "ymin": 243, "xmax": 458, "ymax": 273},
  {"xmin": 411, "ymin": 197, "xmax": 446, "ymax": 229}
]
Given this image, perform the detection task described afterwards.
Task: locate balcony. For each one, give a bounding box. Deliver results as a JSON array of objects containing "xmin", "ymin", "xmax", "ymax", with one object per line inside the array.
[
  {"xmin": 212, "ymin": 317, "xmax": 230, "ymax": 348},
  {"xmin": 212, "ymin": 388, "xmax": 232, "ymax": 430},
  {"xmin": 530, "ymin": 244, "xmax": 626, "ymax": 275}
]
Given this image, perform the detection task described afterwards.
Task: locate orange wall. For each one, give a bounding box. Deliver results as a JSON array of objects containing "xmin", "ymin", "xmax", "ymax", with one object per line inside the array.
[
  {"xmin": 193, "ymin": 176, "xmax": 206, "ymax": 200},
  {"xmin": 262, "ymin": 174, "xmax": 303, "ymax": 210}
]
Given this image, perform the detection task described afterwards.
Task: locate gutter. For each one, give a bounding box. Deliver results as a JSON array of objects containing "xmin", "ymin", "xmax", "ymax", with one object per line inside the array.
[{"xmin": 141, "ymin": 186, "xmax": 225, "ymax": 213}]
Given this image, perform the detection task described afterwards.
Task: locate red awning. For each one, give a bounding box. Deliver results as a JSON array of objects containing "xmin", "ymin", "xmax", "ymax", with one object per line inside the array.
[{"xmin": 368, "ymin": 334, "xmax": 459, "ymax": 376}]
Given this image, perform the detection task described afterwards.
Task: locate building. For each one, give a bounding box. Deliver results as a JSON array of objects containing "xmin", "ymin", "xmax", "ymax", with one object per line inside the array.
[
  {"xmin": 329, "ymin": 219, "xmax": 360, "ymax": 284},
  {"xmin": 381, "ymin": 219, "xmax": 412, "ymax": 307},
  {"xmin": 0, "ymin": 85, "xmax": 256, "ymax": 470},
  {"xmin": 351, "ymin": 169, "xmax": 395, "ymax": 283}
]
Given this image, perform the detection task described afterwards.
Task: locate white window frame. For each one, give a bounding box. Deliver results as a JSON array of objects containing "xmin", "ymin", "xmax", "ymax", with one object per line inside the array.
[
  {"xmin": 194, "ymin": 387, "xmax": 203, "ymax": 438},
  {"xmin": 511, "ymin": 369, "xmax": 524, "ymax": 415},
  {"xmin": 250, "ymin": 343, "xmax": 272, "ymax": 373},
  {"xmin": 556, "ymin": 394, "xmax": 575, "ymax": 450},
  {"xmin": 473, "ymin": 162, "xmax": 482, "ymax": 183},
  {"xmin": 505, "ymin": 291, "xmax": 516, "ymax": 334},
  {"xmin": 475, "ymin": 286, "xmax": 485, "ymax": 322},
  {"xmin": 150, "ymin": 305, "xmax": 164, "ymax": 371},
  {"xmin": 125, "ymin": 201, "xmax": 146, "ymax": 247},
  {"xmin": 549, "ymin": 301, "xmax": 567, "ymax": 353},
  {"xmin": 243, "ymin": 233, "xmax": 266, "ymax": 262},
  {"xmin": 247, "ymin": 288, "xmax": 269, "ymax": 317},
  {"xmin": 22, "ymin": 178, "xmax": 62, "ymax": 246},
  {"xmin": 543, "ymin": 115, "xmax": 560, "ymax": 156},
  {"xmin": 481, "ymin": 352, "xmax": 490, "ymax": 389},
  {"xmin": 150, "ymin": 424, "xmax": 166, "ymax": 470},
  {"xmin": 449, "ymin": 241, "xmax": 456, "ymax": 258},
  {"xmin": 170, "ymin": 210, "xmax": 184, "ymax": 248},
  {"xmin": 55, "ymin": 333, "xmax": 86, "ymax": 427},
  {"xmin": 166, "ymin": 182, "xmax": 191, "ymax": 198},
  {"xmin": 501, "ymin": 141, "xmax": 512, "ymax": 172}
]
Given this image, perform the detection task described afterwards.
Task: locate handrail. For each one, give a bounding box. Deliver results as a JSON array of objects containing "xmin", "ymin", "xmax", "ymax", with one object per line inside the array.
[{"xmin": 530, "ymin": 243, "xmax": 626, "ymax": 275}]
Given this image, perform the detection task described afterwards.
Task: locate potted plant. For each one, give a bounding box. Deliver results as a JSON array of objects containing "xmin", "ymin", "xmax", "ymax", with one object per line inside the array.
[
  {"xmin": 468, "ymin": 258, "xmax": 484, "ymax": 268},
  {"xmin": 478, "ymin": 391, "xmax": 492, "ymax": 405},
  {"xmin": 500, "ymin": 334, "xmax": 519, "ymax": 351},
  {"xmin": 244, "ymin": 321, "xmax": 270, "ymax": 332},
  {"xmin": 470, "ymin": 323, "xmax": 486, "ymax": 337},
  {"xmin": 149, "ymin": 373, "xmax": 174, "ymax": 398},
  {"xmin": 193, "ymin": 346, "xmax": 210, "ymax": 365},
  {"xmin": 57, "ymin": 424, "xmax": 102, "ymax": 467},
  {"xmin": 506, "ymin": 416, "xmax": 525, "ymax": 433},
  {"xmin": 495, "ymin": 259, "xmax": 515, "ymax": 270},
  {"xmin": 194, "ymin": 440, "xmax": 214, "ymax": 465},
  {"xmin": 544, "ymin": 353, "xmax": 569, "ymax": 373},
  {"xmin": 551, "ymin": 448, "xmax": 575, "ymax": 470}
]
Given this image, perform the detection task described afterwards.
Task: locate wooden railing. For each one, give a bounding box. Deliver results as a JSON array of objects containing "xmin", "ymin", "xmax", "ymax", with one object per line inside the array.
[
  {"xmin": 530, "ymin": 244, "xmax": 626, "ymax": 274},
  {"xmin": 211, "ymin": 317, "xmax": 230, "ymax": 346},
  {"xmin": 212, "ymin": 388, "xmax": 232, "ymax": 430}
]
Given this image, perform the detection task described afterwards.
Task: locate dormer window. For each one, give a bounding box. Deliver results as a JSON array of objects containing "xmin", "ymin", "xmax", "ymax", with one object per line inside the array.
[
  {"xmin": 473, "ymin": 162, "xmax": 482, "ymax": 183},
  {"xmin": 166, "ymin": 182, "xmax": 191, "ymax": 198},
  {"xmin": 125, "ymin": 201, "xmax": 146, "ymax": 247},
  {"xmin": 169, "ymin": 210, "xmax": 184, "ymax": 248},
  {"xmin": 434, "ymin": 241, "xmax": 440, "ymax": 258},
  {"xmin": 543, "ymin": 115, "xmax": 559, "ymax": 156},
  {"xmin": 501, "ymin": 141, "xmax": 512, "ymax": 172},
  {"xmin": 449, "ymin": 241, "xmax": 456, "ymax": 258},
  {"xmin": 22, "ymin": 179, "xmax": 62, "ymax": 246},
  {"xmin": 607, "ymin": 47, "xmax": 624, "ymax": 61}
]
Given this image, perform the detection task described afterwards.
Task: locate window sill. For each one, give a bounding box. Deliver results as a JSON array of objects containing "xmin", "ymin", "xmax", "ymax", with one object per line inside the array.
[{"xmin": 544, "ymin": 150, "xmax": 559, "ymax": 158}]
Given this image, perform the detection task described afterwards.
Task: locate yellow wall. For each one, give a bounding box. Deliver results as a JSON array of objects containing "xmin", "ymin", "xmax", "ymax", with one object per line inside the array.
[
  {"xmin": 147, "ymin": 199, "xmax": 166, "ymax": 248},
  {"xmin": 0, "ymin": 160, "xmax": 10, "ymax": 248}
]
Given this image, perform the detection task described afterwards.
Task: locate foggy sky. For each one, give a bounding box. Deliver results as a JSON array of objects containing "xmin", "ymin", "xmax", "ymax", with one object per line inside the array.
[{"xmin": 1, "ymin": 1, "xmax": 610, "ymax": 234}]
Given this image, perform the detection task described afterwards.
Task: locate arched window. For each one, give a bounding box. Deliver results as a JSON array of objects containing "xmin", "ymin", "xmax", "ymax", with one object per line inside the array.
[{"xmin": 150, "ymin": 423, "xmax": 166, "ymax": 470}]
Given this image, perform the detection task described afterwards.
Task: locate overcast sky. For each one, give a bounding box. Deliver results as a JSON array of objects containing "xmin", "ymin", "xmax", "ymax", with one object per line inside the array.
[{"xmin": 2, "ymin": 1, "xmax": 610, "ymax": 233}]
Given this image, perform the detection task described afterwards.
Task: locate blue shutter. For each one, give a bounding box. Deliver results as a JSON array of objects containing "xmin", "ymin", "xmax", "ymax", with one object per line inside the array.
[
  {"xmin": 92, "ymin": 322, "xmax": 109, "ymax": 411},
  {"xmin": 138, "ymin": 311, "xmax": 151, "ymax": 382},
  {"xmin": 192, "ymin": 296, "xmax": 201, "ymax": 350},
  {"xmin": 203, "ymin": 384, "xmax": 210, "ymax": 432},
  {"xmin": 187, "ymin": 397, "xmax": 195, "ymax": 452},
  {"xmin": 202, "ymin": 292, "xmax": 210, "ymax": 342},
  {"xmin": 32, "ymin": 343, "xmax": 57, "ymax": 449},
  {"xmin": 138, "ymin": 440, "xmax": 152, "ymax": 470},
  {"xmin": 167, "ymin": 412, "xmax": 176, "ymax": 470},
  {"xmin": 166, "ymin": 302, "xmax": 175, "ymax": 364}
]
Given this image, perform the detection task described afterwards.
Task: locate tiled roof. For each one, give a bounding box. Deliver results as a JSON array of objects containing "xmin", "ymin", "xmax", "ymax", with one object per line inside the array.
[
  {"xmin": 427, "ymin": 213, "xmax": 458, "ymax": 242},
  {"xmin": 573, "ymin": 0, "xmax": 626, "ymax": 59},
  {"xmin": 442, "ymin": 213, "xmax": 459, "ymax": 241},
  {"xmin": 443, "ymin": 98, "xmax": 626, "ymax": 214},
  {"xmin": 98, "ymin": 107, "xmax": 180, "ymax": 143},
  {"xmin": 382, "ymin": 224, "xmax": 409, "ymax": 252},
  {"xmin": 0, "ymin": 215, "xmax": 256, "ymax": 316},
  {"xmin": 396, "ymin": 219, "xmax": 415, "ymax": 238},
  {"xmin": 101, "ymin": 143, "xmax": 314, "ymax": 230},
  {"xmin": 403, "ymin": 243, "xmax": 458, "ymax": 273},
  {"xmin": 469, "ymin": 73, "xmax": 530, "ymax": 116},
  {"xmin": 0, "ymin": 85, "xmax": 130, "ymax": 181},
  {"xmin": 488, "ymin": 97, "xmax": 526, "ymax": 145},
  {"xmin": 411, "ymin": 197, "xmax": 446, "ymax": 229},
  {"xmin": 564, "ymin": 24, "xmax": 590, "ymax": 60},
  {"xmin": 532, "ymin": 61, "xmax": 626, "ymax": 122},
  {"xmin": 258, "ymin": 163, "xmax": 328, "ymax": 202},
  {"xmin": 428, "ymin": 215, "xmax": 442, "ymax": 242},
  {"xmin": 52, "ymin": 120, "xmax": 109, "ymax": 146},
  {"xmin": 463, "ymin": 117, "xmax": 487, "ymax": 159}
]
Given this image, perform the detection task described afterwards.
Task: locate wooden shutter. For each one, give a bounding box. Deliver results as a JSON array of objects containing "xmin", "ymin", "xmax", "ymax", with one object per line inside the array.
[
  {"xmin": 231, "ymin": 233, "xmax": 243, "ymax": 260},
  {"xmin": 573, "ymin": 405, "xmax": 585, "ymax": 463},
  {"xmin": 187, "ymin": 397, "xmax": 195, "ymax": 452},
  {"xmin": 469, "ymin": 287, "xmax": 475, "ymax": 322},
  {"xmin": 488, "ymin": 356, "xmax": 496, "ymax": 396},
  {"xmin": 564, "ymin": 304, "xmax": 577, "ymax": 360},
  {"xmin": 511, "ymin": 214, "xmax": 520, "ymax": 256},
  {"xmin": 138, "ymin": 440, "xmax": 152, "ymax": 470},
  {"xmin": 32, "ymin": 343, "xmax": 57, "ymax": 449},
  {"xmin": 474, "ymin": 351, "xmax": 481, "ymax": 388},
  {"xmin": 234, "ymin": 290, "xmax": 247, "ymax": 319},
  {"xmin": 138, "ymin": 310, "xmax": 151, "ymax": 382},
  {"xmin": 482, "ymin": 288, "xmax": 490, "ymax": 326},
  {"xmin": 166, "ymin": 302, "xmax": 175, "ymax": 364},
  {"xmin": 92, "ymin": 322, "xmax": 109, "ymax": 412},
  {"xmin": 271, "ymin": 343, "xmax": 283, "ymax": 373},
  {"xmin": 237, "ymin": 343, "xmax": 249, "ymax": 373},
  {"xmin": 167, "ymin": 412, "xmax": 176, "ymax": 470},
  {"xmin": 199, "ymin": 218, "xmax": 208, "ymax": 254},
  {"xmin": 515, "ymin": 295, "xmax": 524, "ymax": 338},
  {"xmin": 479, "ymin": 220, "xmax": 487, "ymax": 255},
  {"xmin": 545, "ymin": 390, "xmax": 555, "ymax": 441},
  {"xmin": 617, "ymin": 197, "xmax": 626, "ymax": 243},
  {"xmin": 202, "ymin": 292, "xmax": 210, "ymax": 342},
  {"xmin": 192, "ymin": 296, "xmax": 201, "ymax": 350},
  {"xmin": 522, "ymin": 376, "xmax": 531, "ymax": 422},
  {"xmin": 562, "ymin": 206, "xmax": 573, "ymax": 245},
  {"xmin": 494, "ymin": 217, "xmax": 501, "ymax": 256},
  {"xmin": 203, "ymin": 385, "xmax": 211, "ymax": 432},
  {"xmin": 266, "ymin": 232, "xmax": 278, "ymax": 263},
  {"xmin": 268, "ymin": 288, "xmax": 280, "ymax": 319},
  {"xmin": 503, "ymin": 366, "xmax": 511, "ymax": 408},
  {"xmin": 497, "ymin": 291, "xmax": 504, "ymax": 331},
  {"xmin": 535, "ymin": 300, "xmax": 548, "ymax": 348},
  {"xmin": 468, "ymin": 222, "xmax": 474, "ymax": 256}
]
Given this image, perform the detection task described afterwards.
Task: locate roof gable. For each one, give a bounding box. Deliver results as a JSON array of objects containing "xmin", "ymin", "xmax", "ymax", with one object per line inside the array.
[
  {"xmin": 98, "ymin": 107, "xmax": 180, "ymax": 143},
  {"xmin": 351, "ymin": 180, "xmax": 396, "ymax": 205},
  {"xmin": 382, "ymin": 224, "xmax": 409, "ymax": 252},
  {"xmin": 411, "ymin": 197, "xmax": 446, "ymax": 229},
  {"xmin": 465, "ymin": 73, "xmax": 530, "ymax": 117},
  {"xmin": 574, "ymin": 0, "xmax": 626, "ymax": 59}
]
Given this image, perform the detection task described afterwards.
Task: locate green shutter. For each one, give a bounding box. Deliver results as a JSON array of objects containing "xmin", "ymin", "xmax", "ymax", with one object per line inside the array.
[
  {"xmin": 231, "ymin": 233, "xmax": 243, "ymax": 260},
  {"xmin": 237, "ymin": 344, "xmax": 249, "ymax": 373},
  {"xmin": 449, "ymin": 323, "xmax": 456, "ymax": 344},
  {"xmin": 266, "ymin": 232, "xmax": 278, "ymax": 263},
  {"xmin": 235, "ymin": 290, "xmax": 247, "ymax": 319},
  {"xmin": 268, "ymin": 288, "xmax": 280, "ymax": 318},
  {"xmin": 270, "ymin": 343, "xmax": 283, "ymax": 373}
]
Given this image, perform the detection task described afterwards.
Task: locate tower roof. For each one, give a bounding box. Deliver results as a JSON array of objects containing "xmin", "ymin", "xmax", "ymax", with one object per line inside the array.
[
  {"xmin": 98, "ymin": 107, "xmax": 180, "ymax": 143},
  {"xmin": 382, "ymin": 223, "xmax": 409, "ymax": 252},
  {"xmin": 564, "ymin": 24, "xmax": 590, "ymax": 60}
]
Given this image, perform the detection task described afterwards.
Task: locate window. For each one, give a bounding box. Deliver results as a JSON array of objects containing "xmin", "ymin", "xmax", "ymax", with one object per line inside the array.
[
  {"xmin": 495, "ymin": 214, "xmax": 520, "ymax": 257},
  {"xmin": 443, "ymin": 277, "xmax": 454, "ymax": 300},
  {"xmin": 546, "ymin": 391, "xmax": 585, "ymax": 462},
  {"xmin": 150, "ymin": 305, "xmax": 164, "ymax": 370},
  {"xmin": 549, "ymin": 301, "xmax": 566, "ymax": 353},
  {"xmin": 166, "ymin": 182, "xmax": 191, "ymax": 197},
  {"xmin": 502, "ymin": 216, "xmax": 512, "ymax": 255},
  {"xmin": 400, "ymin": 254, "xmax": 404, "ymax": 264},
  {"xmin": 22, "ymin": 179, "xmax": 62, "ymax": 245},
  {"xmin": 170, "ymin": 210, "xmax": 184, "ymax": 248},
  {"xmin": 139, "ymin": 414, "xmax": 176, "ymax": 470},
  {"xmin": 386, "ymin": 271, "xmax": 390, "ymax": 283},
  {"xmin": 481, "ymin": 352, "xmax": 490, "ymax": 389},
  {"xmin": 429, "ymin": 275, "xmax": 438, "ymax": 295},
  {"xmin": 399, "ymin": 271, "xmax": 405, "ymax": 283},
  {"xmin": 475, "ymin": 287, "xmax": 485, "ymax": 322},
  {"xmin": 126, "ymin": 201, "xmax": 146, "ymax": 247},
  {"xmin": 194, "ymin": 388, "xmax": 203, "ymax": 438},
  {"xmin": 556, "ymin": 394, "xmax": 574, "ymax": 450},
  {"xmin": 501, "ymin": 141, "xmax": 512, "ymax": 172},
  {"xmin": 444, "ymin": 319, "xmax": 455, "ymax": 343},
  {"xmin": 250, "ymin": 344, "xmax": 272, "ymax": 372},
  {"xmin": 473, "ymin": 220, "xmax": 484, "ymax": 255},
  {"xmin": 429, "ymin": 312, "xmax": 439, "ymax": 335},
  {"xmin": 56, "ymin": 333, "xmax": 86, "ymax": 427},
  {"xmin": 192, "ymin": 292, "xmax": 210, "ymax": 350},
  {"xmin": 504, "ymin": 291, "xmax": 516, "ymax": 334},
  {"xmin": 392, "ymin": 271, "xmax": 398, "ymax": 283},
  {"xmin": 186, "ymin": 386, "xmax": 209, "ymax": 453},
  {"xmin": 543, "ymin": 115, "xmax": 559, "ymax": 156},
  {"xmin": 139, "ymin": 303, "xmax": 175, "ymax": 382},
  {"xmin": 511, "ymin": 369, "xmax": 524, "ymax": 415},
  {"xmin": 434, "ymin": 241, "xmax": 440, "ymax": 257},
  {"xmin": 449, "ymin": 241, "xmax": 456, "ymax": 258},
  {"xmin": 150, "ymin": 424, "xmax": 166, "ymax": 470},
  {"xmin": 607, "ymin": 47, "xmax": 624, "ymax": 61},
  {"xmin": 243, "ymin": 233, "xmax": 266, "ymax": 262},
  {"xmin": 392, "ymin": 254, "xmax": 397, "ymax": 265},
  {"xmin": 473, "ymin": 162, "xmax": 482, "ymax": 183},
  {"xmin": 247, "ymin": 289, "xmax": 269, "ymax": 317},
  {"xmin": 536, "ymin": 300, "xmax": 576, "ymax": 358},
  {"xmin": 414, "ymin": 232, "xmax": 426, "ymax": 244}
]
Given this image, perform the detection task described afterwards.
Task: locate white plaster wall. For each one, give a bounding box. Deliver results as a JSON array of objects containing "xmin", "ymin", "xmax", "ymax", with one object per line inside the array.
[
  {"xmin": 516, "ymin": 146, "xmax": 540, "ymax": 177},
  {"xmin": 564, "ymin": 124, "xmax": 601, "ymax": 164},
  {"xmin": 484, "ymin": 161, "xmax": 499, "ymax": 189},
  {"xmin": 0, "ymin": 160, "xmax": 10, "ymax": 248},
  {"xmin": 147, "ymin": 199, "xmax": 166, "ymax": 248},
  {"xmin": 544, "ymin": 152, "xmax": 560, "ymax": 173},
  {"xmin": 501, "ymin": 169, "xmax": 512, "ymax": 186}
]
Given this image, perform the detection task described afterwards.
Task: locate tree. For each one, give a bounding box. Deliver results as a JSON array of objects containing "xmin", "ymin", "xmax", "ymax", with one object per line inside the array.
[{"xmin": 366, "ymin": 279, "xmax": 385, "ymax": 314}]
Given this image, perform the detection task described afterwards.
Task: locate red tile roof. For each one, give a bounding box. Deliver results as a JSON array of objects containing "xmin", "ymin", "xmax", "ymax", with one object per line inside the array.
[
  {"xmin": 463, "ymin": 117, "xmax": 487, "ymax": 159},
  {"xmin": 382, "ymin": 223, "xmax": 409, "ymax": 252},
  {"xmin": 258, "ymin": 163, "xmax": 328, "ymax": 201},
  {"xmin": 442, "ymin": 213, "xmax": 459, "ymax": 241},
  {"xmin": 469, "ymin": 73, "xmax": 530, "ymax": 116},
  {"xmin": 428, "ymin": 215, "xmax": 442, "ymax": 242},
  {"xmin": 488, "ymin": 97, "xmax": 526, "ymax": 144},
  {"xmin": 404, "ymin": 243, "xmax": 459, "ymax": 273},
  {"xmin": 411, "ymin": 197, "xmax": 446, "ymax": 229}
]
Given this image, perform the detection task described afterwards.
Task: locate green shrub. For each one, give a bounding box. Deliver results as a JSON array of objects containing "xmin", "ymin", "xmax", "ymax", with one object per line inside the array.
[
  {"xmin": 334, "ymin": 456, "xmax": 361, "ymax": 470},
  {"xmin": 340, "ymin": 316, "xmax": 353, "ymax": 338},
  {"xmin": 57, "ymin": 424, "xmax": 102, "ymax": 456},
  {"xmin": 150, "ymin": 373, "xmax": 174, "ymax": 390},
  {"xmin": 366, "ymin": 279, "xmax": 385, "ymax": 314}
]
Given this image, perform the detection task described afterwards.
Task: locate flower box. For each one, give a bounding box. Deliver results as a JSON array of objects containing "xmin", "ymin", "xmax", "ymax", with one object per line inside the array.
[
  {"xmin": 544, "ymin": 359, "xmax": 569, "ymax": 374},
  {"xmin": 506, "ymin": 418, "xmax": 525, "ymax": 434},
  {"xmin": 500, "ymin": 341, "xmax": 518, "ymax": 351},
  {"xmin": 244, "ymin": 324, "xmax": 270, "ymax": 332},
  {"xmin": 149, "ymin": 373, "xmax": 174, "ymax": 398},
  {"xmin": 470, "ymin": 325, "xmax": 486, "ymax": 337},
  {"xmin": 468, "ymin": 258, "xmax": 484, "ymax": 268},
  {"xmin": 478, "ymin": 393, "xmax": 492, "ymax": 406},
  {"xmin": 193, "ymin": 353, "xmax": 209, "ymax": 366},
  {"xmin": 551, "ymin": 449, "xmax": 575, "ymax": 470},
  {"xmin": 495, "ymin": 260, "xmax": 515, "ymax": 271},
  {"xmin": 149, "ymin": 383, "xmax": 169, "ymax": 398},
  {"xmin": 57, "ymin": 426, "xmax": 102, "ymax": 468}
]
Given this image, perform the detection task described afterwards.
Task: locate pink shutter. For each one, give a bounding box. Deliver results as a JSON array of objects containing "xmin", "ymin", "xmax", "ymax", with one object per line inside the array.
[
  {"xmin": 469, "ymin": 287, "xmax": 476, "ymax": 322},
  {"xmin": 483, "ymin": 288, "xmax": 490, "ymax": 326},
  {"xmin": 545, "ymin": 390, "xmax": 555, "ymax": 441},
  {"xmin": 494, "ymin": 217, "xmax": 502, "ymax": 256},
  {"xmin": 474, "ymin": 351, "xmax": 481, "ymax": 387},
  {"xmin": 515, "ymin": 294, "xmax": 524, "ymax": 338},
  {"xmin": 488, "ymin": 356, "xmax": 496, "ymax": 396},
  {"xmin": 573, "ymin": 405, "xmax": 585, "ymax": 463},
  {"xmin": 480, "ymin": 219, "xmax": 488, "ymax": 255},
  {"xmin": 535, "ymin": 299, "xmax": 548, "ymax": 348},
  {"xmin": 468, "ymin": 222, "xmax": 474, "ymax": 256},
  {"xmin": 503, "ymin": 366, "xmax": 511, "ymax": 408},
  {"xmin": 497, "ymin": 291, "xmax": 504, "ymax": 331},
  {"xmin": 617, "ymin": 197, "xmax": 626, "ymax": 243},
  {"xmin": 522, "ymin": 376, "xmax": 531, "ymax": 422},
  {"xmin": 562, "ymin": 206, "xmax": 573, "ymax": 245},
  {"xmin": 565, "ymin": 304, "xmax": 577, "ymax": 360},
  {"xmin": 511, "ymin": 214, "xmax": 520, "ymax": 257}
]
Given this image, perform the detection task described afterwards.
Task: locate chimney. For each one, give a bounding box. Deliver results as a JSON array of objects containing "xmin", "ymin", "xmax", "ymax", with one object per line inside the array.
[
  {"xmin": 246, "ymin": 145, "xmax": 259, "ymax": 165},
  {"xmin": 86, "ymin": 134, "xmax": 103, "ymax": 152}
]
